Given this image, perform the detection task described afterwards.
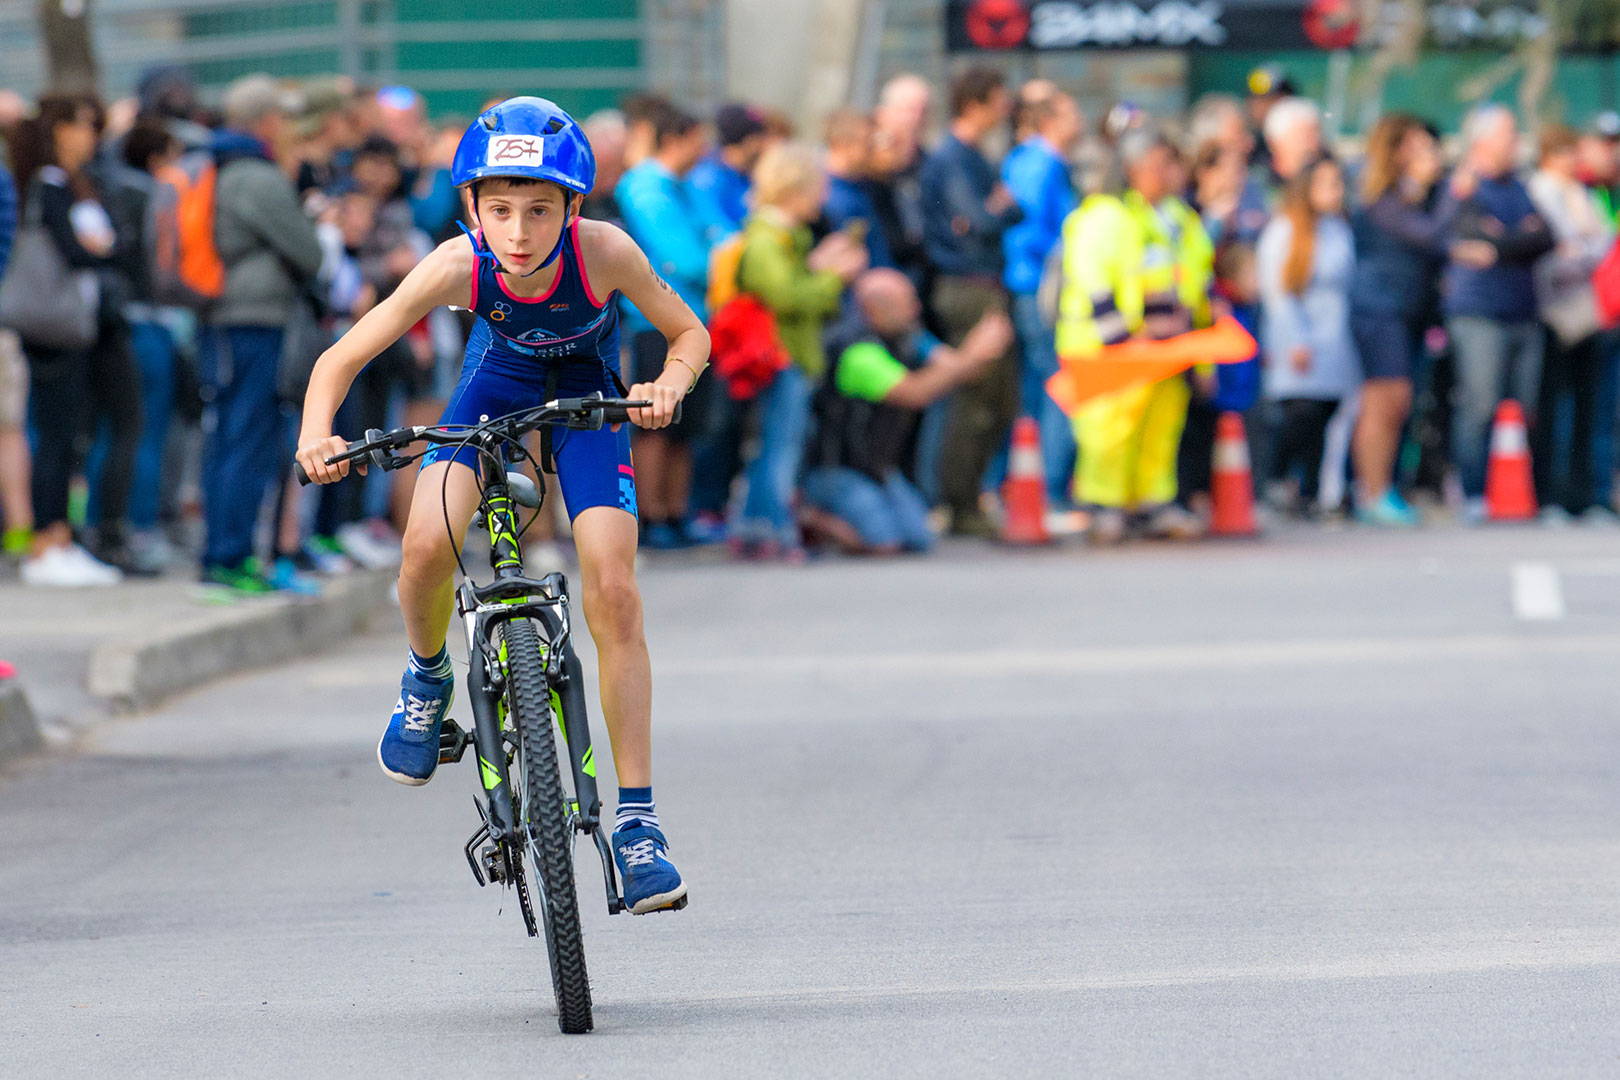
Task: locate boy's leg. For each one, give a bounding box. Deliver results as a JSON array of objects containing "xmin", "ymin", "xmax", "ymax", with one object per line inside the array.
[
  {"xmin": 572, "ymin": 503, "xmax": 687, "ymax": 912},
  {"xmin": 399, "ymin": 460, "xmax": 484, "ymax": 657},
  {"xmin": 378, "ymin": 459, "xmax": 483, "ymax": 786},
  {"xmin": 571, "ymin": 506, "xmax": 651, "ymax": 787}
]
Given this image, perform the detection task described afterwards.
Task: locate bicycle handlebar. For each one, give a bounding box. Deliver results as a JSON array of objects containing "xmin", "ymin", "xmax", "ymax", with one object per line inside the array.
[{"xmin": 294, "ymin": 395, "xmax": 678, "ymax": 485}]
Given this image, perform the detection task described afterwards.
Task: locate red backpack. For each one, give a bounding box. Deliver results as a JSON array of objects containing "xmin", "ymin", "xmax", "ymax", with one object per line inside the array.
[
  {"xmin": 1594, "ymin": 235, "xmax": 1620, "ymax": 328},
  {"xmin": 706, "ymin": 231, "xmax": 788, "ymax": 400}
]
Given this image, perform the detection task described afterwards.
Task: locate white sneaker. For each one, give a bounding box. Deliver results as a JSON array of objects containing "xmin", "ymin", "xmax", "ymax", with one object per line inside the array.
[
  {"xmin": 126, "ymin": 529, "xmax": 174, "ymax": 574},
  {"xmin": 21, "ymin": 545, "xmax": 122, "ymax": 587},
  {"xmin": 64, "ymin": 544, "xmax": 124, "ymax": 584},
  {"xmin": 1044, "ymin": 509, "xmax": 1089, "ymax": 538},
  {"xmin": 336, "ymin": 521, "xmax": 401, "ymax": 570}
]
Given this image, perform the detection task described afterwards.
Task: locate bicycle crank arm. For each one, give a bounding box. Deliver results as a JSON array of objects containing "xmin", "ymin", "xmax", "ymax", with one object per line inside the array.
[{"xmin": 591, "ymin": 828, "xmax": 626, "ymax": 915}]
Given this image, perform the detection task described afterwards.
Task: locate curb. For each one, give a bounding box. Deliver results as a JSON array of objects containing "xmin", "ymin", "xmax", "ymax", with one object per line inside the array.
[
  {"xmin": 0, "ymin": 682, "xmax": 42, "ymax": 762},
  {"xmin": 86, "ymin": 571, "xmax": 397, "ymax": 712}
]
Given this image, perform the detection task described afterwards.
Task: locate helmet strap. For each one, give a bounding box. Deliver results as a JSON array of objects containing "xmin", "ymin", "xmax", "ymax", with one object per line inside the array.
[{"xmin": 454, "ymin": 217, "xmax": 497, "ymax": 265}]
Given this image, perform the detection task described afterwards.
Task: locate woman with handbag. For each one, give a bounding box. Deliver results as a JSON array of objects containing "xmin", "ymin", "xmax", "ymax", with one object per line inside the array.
[
  {"xmin": 4, "ymin": 94, "xmax": 141, "ymax": 586},
  {"xmin": 1528, "ymin": 124, "xmax": 1617, "ymax": 520}
]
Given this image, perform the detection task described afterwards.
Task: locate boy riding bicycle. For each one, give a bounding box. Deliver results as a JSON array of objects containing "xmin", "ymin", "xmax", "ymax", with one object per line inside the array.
[{"xmin": 296, "ymin": 98, "xmax": 709, "ymax": 914}]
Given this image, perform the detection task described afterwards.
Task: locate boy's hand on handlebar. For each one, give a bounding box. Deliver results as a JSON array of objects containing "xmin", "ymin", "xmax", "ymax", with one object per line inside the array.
[
  {"xmin": 296, "ymin": 434, "xmax": 360, "ymax": 485},
  {"xmin": 625, "ymin": 381, "xmax": 684, "ymax": 430}
]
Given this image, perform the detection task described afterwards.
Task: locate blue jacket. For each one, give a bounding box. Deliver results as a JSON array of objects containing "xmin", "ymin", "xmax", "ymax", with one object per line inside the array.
[
  {"xmin": 615, "ymin": 160, "xmax": 714, "ymax": 334},
  {"xmin": 1000, "ymin": 137, "xmax": 1075, "ymax": 295},
  {"xmin": 920, "ymin": 133, "xmax": 1021, "ymax": 278},
  {"xmin": 1350, "ymin": 187, "xmax": 1454, "ymax": 322},
  {"xmin": 0, "ymin": 161, "xmax": 15, "ymax": 279},
  {"xmin": 824, "ymin": 173, "xmax": 894, "ymax": 269},
  {"xmin": 688, "ymin": 154, "xmax": 751, "ymax": 233},
  {"xmin": 1442, "ymin": 173, "xmax": 1554, "ymax": 322}
]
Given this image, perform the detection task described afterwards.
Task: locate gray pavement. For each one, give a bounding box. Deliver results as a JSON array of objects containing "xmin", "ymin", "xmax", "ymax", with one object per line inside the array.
[{"xmin": 3, "ymin": 524, "xmax": 1620, "ymax": 1078}]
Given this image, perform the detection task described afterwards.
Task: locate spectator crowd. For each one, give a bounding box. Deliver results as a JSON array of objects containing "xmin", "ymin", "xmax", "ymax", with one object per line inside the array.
[{"xmin": 4, "ymin": 62, "xmax": 1620, "ymax": 590}]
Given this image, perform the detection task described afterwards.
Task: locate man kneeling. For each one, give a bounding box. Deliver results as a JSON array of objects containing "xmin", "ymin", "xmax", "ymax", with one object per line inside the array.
[{"xmin": 802, "ymin": 269, "xmax": 1012, "ymax": 553}]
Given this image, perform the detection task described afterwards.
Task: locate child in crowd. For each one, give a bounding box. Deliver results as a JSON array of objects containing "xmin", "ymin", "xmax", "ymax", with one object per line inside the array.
[{"xmin": 1258, "ymin": 156, "xmax": 1360, "ymax": 515}]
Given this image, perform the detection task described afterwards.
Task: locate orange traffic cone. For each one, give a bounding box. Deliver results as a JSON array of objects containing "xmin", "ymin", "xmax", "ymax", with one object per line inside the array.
[
  {"xmin": 1001, "ymin": 417, "xmax": 1051, "ymax": 544},
  {"xmin": 1486, "ymin": 399, "xmax": 1536, "ymax": 520},
  {"xmin": 1210, "ymin": 411, "xmax": 1258, "ymax": 536}
]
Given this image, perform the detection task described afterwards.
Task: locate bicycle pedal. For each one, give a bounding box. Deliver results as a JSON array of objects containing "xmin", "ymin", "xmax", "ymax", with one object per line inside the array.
[
  {"xmin": 438, "ymin": 719, "xmax": 469, "ymax": 764},
  {"xmin": 641, "ymin": 894, "xmax": 689, "ymax": 915}
]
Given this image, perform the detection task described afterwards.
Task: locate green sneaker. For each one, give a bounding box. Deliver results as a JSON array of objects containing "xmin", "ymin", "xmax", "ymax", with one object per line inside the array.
[{"xmin": 202, "ymin": 559, "xmax": 274, "ymax": 595}]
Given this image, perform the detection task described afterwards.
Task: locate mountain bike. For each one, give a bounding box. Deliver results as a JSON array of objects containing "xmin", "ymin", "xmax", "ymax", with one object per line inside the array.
[{"xmin": 296, "ymin": 393, "xmax": 683, "ymax": 1033}]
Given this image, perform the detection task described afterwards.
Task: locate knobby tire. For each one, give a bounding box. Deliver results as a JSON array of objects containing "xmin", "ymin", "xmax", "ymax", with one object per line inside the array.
[{"xmin": 501, "ymin": 617, "xmax": 592, "ymax": 1034}]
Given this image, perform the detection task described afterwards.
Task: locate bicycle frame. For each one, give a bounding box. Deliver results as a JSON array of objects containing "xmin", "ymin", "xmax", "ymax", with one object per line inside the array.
[{"xmin": 452, "ymin": 441, "xmax": 626, "ymax": 916}]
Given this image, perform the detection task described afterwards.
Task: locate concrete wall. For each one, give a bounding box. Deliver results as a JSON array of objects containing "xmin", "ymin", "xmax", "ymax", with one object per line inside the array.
[{"xmin": 726, "ymin": 0, "xmax": 870, "ymax": 134}]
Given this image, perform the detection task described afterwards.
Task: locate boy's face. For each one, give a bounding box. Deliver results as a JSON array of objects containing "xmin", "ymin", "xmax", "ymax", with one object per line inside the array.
[{"xmin": 471, "ymin": 180, "xmax": 574, "ymax": 276}]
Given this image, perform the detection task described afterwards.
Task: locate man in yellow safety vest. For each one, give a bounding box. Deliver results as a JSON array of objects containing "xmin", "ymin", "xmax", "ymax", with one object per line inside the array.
[{"xmin": 1055, "ymin": 129, "xmax": 1215, "ymax": 544}]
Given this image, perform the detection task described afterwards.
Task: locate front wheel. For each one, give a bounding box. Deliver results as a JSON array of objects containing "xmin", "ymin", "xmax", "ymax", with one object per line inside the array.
[{"xmin": 501, "ymin": 617, "xmax": 592, "ymax": 1034}]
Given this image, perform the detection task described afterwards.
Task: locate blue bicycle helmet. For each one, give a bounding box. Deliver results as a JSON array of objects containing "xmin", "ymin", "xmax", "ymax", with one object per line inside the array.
[
  {"xmin": 452, "ymin": 96, "xmax": 596, "ymax": 194},
  {"xmin": 452, "ymin": 97, "xmax": 596, "ymax": 277}
]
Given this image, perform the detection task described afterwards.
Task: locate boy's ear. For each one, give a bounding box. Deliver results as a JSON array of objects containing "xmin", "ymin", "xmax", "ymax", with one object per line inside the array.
[{"xmin": 461, "ymin": 185, "xmax": 478, "ymax": 220}]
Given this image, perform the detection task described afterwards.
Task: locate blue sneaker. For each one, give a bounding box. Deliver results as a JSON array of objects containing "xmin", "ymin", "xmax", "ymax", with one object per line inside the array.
[
  {"xmin": 1355, "ymin": 490, "xmax": 1420, "ymax": 528},
  {"xmin": 613, "ymin": 823, "xmax": 688, "ymax": 913},
  {"xmin": 643, "ymin": 521, "xmax": 691, "ymax": 550},
  {"xmin": 267, "ymin": 555, "xmax": 322, "ymax": 596},
  {"xmin": 378, "ymin": 668, "xmax": 454, "ymax": 786},
  {"xmin": 684, "ymin": 512, "xmax": 728, "ymax": 546}
]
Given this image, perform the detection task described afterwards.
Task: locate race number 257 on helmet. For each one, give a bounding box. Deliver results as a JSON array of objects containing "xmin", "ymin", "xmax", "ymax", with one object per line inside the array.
[{"xmin": 451, "ymin": 96, "xmax": 596, "ymax": 195}]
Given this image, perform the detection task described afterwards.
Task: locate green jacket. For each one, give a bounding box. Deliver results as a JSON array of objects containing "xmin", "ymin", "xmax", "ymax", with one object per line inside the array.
[{"xmin": 736, "ymin": 209, "xmax": 844, "ymax": 379}]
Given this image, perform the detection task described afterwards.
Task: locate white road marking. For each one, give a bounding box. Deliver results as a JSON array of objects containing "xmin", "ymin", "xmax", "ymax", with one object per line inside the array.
[
  {"xmin": 1511, "ymin": 562, "xmax": 1566, "ymax": 621},
  {"xmin": 606, "ymin": 936, "xmax": 1620, "ymax": 1007},
  {"xmin": 665, "ymin": 631, "xmax": 1617, "ymax": 679}
]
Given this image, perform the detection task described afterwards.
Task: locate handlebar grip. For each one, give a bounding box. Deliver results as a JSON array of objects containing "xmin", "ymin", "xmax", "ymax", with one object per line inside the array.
[
  {"xmin": 294, "ymin": 437, "xmax": 359, "ymax": 486},
  {"xmin": 601, "ymin": 400, "xmax": 683, "ymax": 426}
]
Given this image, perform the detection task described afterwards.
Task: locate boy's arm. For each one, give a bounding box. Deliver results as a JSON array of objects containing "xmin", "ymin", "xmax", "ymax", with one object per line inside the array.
[
  {"xmin": 296, "ymin": 238, "xmax": 472, "ymax": 483},
  {"xmin": 584, "ymin": 221, "xmax": 711, "ymax": 430}
]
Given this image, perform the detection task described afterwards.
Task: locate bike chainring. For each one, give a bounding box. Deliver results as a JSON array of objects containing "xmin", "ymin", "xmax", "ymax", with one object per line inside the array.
[{"xmin": 505, "ymin": 840, "xmax": 539, "ymax": 938}]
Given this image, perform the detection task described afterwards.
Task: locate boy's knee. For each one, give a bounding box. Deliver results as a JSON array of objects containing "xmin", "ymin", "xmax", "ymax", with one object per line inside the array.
[
  {"xmin": 400, "ymin": 526, "xmax": 455, "ymax": 581},
  {"xmin": 584, "ymin": 567, "xmax": 642, "ymax": 639}
]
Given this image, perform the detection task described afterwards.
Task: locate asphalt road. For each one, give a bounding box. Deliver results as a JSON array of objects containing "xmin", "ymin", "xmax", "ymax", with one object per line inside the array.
[{"xmin": 4, "ymin": 524, "xmax": 1620, "ymax": 1078}]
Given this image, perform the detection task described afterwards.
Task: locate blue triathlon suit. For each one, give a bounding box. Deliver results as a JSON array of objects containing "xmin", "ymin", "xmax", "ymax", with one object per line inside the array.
[{"xmin": 421, "ymin": 220, "xmax": 637, "ymax": 520}]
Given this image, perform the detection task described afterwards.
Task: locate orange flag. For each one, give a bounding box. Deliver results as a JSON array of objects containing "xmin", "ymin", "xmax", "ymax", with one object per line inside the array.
[{"xmin": 1045, "ymin": 315, "xmax": 1258, "ymax": 415}]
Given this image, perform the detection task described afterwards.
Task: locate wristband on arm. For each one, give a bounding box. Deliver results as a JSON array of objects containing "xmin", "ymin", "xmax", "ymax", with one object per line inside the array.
[{"xmin": 665, "ymin": 356, "xmax": 703, "ymax": 392}]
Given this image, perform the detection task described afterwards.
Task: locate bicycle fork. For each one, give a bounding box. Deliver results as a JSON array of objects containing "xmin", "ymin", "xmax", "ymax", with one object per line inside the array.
[
  {"xmin": 551, "ymin": 636, "xmax": 626, "ymax": 915},
  {"xmin": 450, "ymin": 584, "xmax": 625, "ymax": 915}
]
